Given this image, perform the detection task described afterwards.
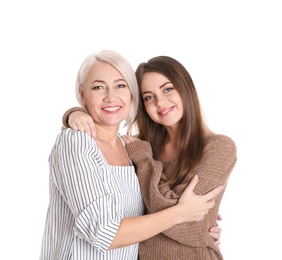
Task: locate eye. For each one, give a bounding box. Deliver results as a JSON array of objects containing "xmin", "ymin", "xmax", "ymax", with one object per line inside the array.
[
  {"xmin": 143, "ymin": 95, "xmax": 154, "ymax": 102},
  {"xmin": 92, "ymin": 85, "xmax": 104, "ymax": 90},
  {"xmin": 164, "ymin": 87, "xmax": 174, "ymax": 93},
  {"xmin": 116, "ymin": 84, "xmax": 127, "ymax": 89}
]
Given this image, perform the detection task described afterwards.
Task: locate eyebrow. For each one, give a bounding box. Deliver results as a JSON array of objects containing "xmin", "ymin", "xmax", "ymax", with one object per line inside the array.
[
  {"xmin": 142, "ymin": 81, "xmax": 171, "ymax": 95},
  {"xmin": 91, "ymin": 78, "xmax": 126, "ymax": 84}
]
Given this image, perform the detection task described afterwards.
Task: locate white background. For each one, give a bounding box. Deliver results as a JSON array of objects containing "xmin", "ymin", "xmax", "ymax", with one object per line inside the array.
[{"xmin": 0, "ymin": 1, "xmax": 281, "ymax": 259}]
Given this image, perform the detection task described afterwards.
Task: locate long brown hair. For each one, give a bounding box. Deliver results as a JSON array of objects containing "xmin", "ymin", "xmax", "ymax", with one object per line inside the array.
[{"xmin": 134, "ymin": 56, "xmax": 206, "ymax": 188}]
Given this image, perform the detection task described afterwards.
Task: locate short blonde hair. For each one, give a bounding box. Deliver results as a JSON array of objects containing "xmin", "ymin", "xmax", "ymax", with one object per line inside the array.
[{"xmin": 75, "ymin": 50, "xmax": 138, "ymax": 128}]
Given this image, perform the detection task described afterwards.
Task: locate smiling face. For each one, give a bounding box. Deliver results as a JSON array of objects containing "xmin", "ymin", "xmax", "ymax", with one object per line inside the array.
[
  {"xmin": 141, "ymin": 72, "xmax": 184, "ymax": 129},
  {"xmin": 80, "ymin": 61, "xmax": 131, "ymax": 128}
]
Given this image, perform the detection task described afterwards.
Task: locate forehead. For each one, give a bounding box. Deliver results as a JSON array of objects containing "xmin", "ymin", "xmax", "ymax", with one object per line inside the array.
[
  {"xmin": 141, "ymin": 72, "xmax": 170, "ymax": 90},
  {"xmin": 87, "ymin": 61, "xmax": 124, "ymax": 81}
]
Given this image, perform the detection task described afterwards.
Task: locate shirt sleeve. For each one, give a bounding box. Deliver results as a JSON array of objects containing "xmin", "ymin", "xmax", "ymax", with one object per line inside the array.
[
  {"xmin": 50, "ymin": 128, "xmax": 122, "ymax": 253},
  {"xmin": 126, "ymin": 136, "xmax": 237, "ymax": 248}
]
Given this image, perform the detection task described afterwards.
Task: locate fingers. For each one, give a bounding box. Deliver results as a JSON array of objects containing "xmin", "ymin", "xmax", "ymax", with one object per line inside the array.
[
  {"xmin": 178, "ymin": 176, "xmax": 225, "ymax": 224},
  {"xmin": 122, "ymin": 135, "xmax": 131, "ymax": 144},
  {"xmin": 209, "ymin": 231, "xmax": 220, "ymax": 240},
  {"xmin": 206, "ymin": 198, "xmax": 216, "ymax": 210},
  {"xmin": 203, "ymin": 185, "xmax": 224, "ymax": 202},
  {"xmin": 70, "ymin": 122, "xmax": 78, "ymax": 131},
  {"xmin": 71, "ymin": 122, "xmax": 91, "ymax": 136},
  {"xmin": 213, "ymin": 239, "xmax": 221, "ymax": 248},
  {"xmin": 209, "ymin": 225, "xmax": 222, "ymax": 237},
  {"xmin": 209, "ymin": 225, "xmax": 221, "ymax": 248},
  {"xmin": 90, "ymin": 125, "xmax": 98, "ymax": 139},
  {"xmin": 84, "ymin": 122, "xmax": 98, "ymax": 139},
  {"xmin": 184, "ymin": 175, "xmax": 199, "ymax": 194},
  {"xmin": 70, "ymin": 120, "xmax": 98, "ymax": 139},
  {"xmin": 68, "ymin": 111, "xmax": 98, "ymax": 139}
]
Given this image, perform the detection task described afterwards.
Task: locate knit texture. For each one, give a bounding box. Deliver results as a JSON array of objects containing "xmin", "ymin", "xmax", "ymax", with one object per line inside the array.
[{"xmin": 126, "ymin": 134, "xmax": 237, "ymax": 260}]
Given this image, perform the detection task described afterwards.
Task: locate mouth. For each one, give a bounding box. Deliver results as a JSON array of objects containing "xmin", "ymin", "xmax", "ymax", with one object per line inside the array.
[
  {"xmin": 102, "ymin": 106, "xmax": 122, "ymax": 112},
  {"xmin": 158, "ymin": 106, "xmax": 174, "ymax": 116}
]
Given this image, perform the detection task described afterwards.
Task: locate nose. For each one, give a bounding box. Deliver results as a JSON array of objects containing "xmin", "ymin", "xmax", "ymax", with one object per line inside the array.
[
  {"xmin": 104, "ymin": 89, "xmax": 117, "ymax": 102},
  {"xmin": 156, "ymin": 96, "xmax": 166, "ymax": 107}
]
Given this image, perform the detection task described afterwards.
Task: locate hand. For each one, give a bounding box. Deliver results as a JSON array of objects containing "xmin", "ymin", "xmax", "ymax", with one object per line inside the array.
[
  {"xmin": 177, "ymin": 175, "xmax": 224, "ymax": 223},
  {"xmin": 209, "ymin": 223, "xmax": 222, "ymax": 248},
  {"xmin": 122, "ymin": 135, "xmax": 140, "ymax": 144},
  {"xmin": 69, "ymin": 111, "xmax": 98, "ymax": 138}
]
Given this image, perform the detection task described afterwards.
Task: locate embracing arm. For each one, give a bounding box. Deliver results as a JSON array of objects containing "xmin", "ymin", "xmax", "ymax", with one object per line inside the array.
[
  {"xmin": 60, "ymin": 110, "xmax": 225, "ymax": 247},
  {"xmin": 52, "ymin": 129, "xmax": 223, "ymax": 252},
  {"xmin": 61, "ymin": 107, "xmax": 98, "ymax": 138},
  {"xmin": 110, "ymin": 175, "xmax": 222, "ymax": 249},
  {"xmin": 125, "ymin": 136, "xmax": 236, "ymax": 248}
]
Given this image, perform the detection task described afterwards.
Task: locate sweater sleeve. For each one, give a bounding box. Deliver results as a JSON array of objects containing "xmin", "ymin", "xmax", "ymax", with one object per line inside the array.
[
  {"xmin": 50, "ymin": 129, "xmax": 122, "ymax": 253},
  {"xmin": 62, "ymin": 106, "xmax": 87, "ymax": 129},
  {"xmin": 126, "ymin": 135, "xmax": 237, "ymax": 248},
  {"xmin": 162, "ymin": 135, "xmax": 237, "ymax": 249},
  {"xmin": 126, "ymin": 140, "xmax": 179, "ymax": 208}
]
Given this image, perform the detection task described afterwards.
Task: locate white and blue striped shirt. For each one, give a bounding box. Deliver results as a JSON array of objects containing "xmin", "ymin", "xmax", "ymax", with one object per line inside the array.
[{"xmin": 40, "ymin": 129, "xmax": 144, "ymax": 260}]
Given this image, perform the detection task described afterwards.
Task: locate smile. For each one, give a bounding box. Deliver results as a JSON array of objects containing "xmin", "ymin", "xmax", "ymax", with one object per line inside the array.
[
  {"xmin": 102, "ymin": 106, "xmax": 121, "ymax": 112},
  {"xmin": 158, "ymin": 106, "xmax": 174, "ymax": 116}
]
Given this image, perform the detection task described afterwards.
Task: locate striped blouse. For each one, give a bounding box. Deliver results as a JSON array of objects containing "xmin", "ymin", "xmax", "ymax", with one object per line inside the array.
[{"xmin": 40, "ymin": 128, "xmax": 144, "ymax": 260}]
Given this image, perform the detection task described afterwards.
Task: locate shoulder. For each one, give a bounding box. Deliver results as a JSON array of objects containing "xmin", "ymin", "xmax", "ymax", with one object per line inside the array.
[
  {"xmin": 205, "ymin": 133, "xmax": 236, "ymax": 149},
  {"xmin": 55, "ymin": 128, "xmax": 98, "ymax": 150},
  {"xmin": 204, "ymin": 133, "xmax": 237, "ymax": 160},
  {"xmin": 51, "ymin": 129, "xmax": 103, "ymax": 168},
  {"xmin": 198, "ymin": 133, "xmax": 238, "ymax": 178},
  {"xmin": 59, "ymin": 128, "xmax": 94, "ymax": 140}
]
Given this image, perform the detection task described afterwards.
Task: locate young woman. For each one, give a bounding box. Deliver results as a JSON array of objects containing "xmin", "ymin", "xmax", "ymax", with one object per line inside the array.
[
  {"xmin": 123, "ymin": 56, "xmax": 237, "ymax": 259},
  {"xmin": 40, "ymin": 51, "xmax": 223, "ymax": 260}
]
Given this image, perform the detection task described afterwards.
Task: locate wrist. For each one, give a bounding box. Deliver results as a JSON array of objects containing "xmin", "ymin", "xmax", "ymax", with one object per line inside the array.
[
  {"xmin": 62, "ymin": 107, "xmax": 87, "ymax": 128},
  {"xmin": 171, "ymin": 204, "xmax": 186, "ymax": 224}
]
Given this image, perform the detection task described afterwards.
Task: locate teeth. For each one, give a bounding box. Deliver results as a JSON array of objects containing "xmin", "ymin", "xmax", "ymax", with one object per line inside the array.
[
  {"xmin": 103, "ymin": 107, "xmax": 120, "ymax": 111},
  {"xmin": 160, "ymin": 109, "xmax": 170, "ymax": 114}
]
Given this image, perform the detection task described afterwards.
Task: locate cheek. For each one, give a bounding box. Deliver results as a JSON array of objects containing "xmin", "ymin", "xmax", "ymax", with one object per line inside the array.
[
  {"xmin": 84, "ymin": 93, "xmax": 101, "ymax": 109},
  {"xmin": 178, "ymin": 102, "xmax": 184, "ymax": 117},
  {"xmin": 124, "ymin": 93, "xmax": 132, "ymax": 105},
  {"xmin": 144, "ymin": 103, "xmax": 155, "ymax": 117}
]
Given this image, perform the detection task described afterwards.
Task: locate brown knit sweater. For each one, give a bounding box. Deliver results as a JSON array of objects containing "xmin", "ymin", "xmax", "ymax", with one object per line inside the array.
[{"xmin": 125, "ymin": 134, "xmax": 237, "ymax": 260}]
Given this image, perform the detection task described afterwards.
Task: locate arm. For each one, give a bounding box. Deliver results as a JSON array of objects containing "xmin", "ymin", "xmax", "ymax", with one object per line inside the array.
[
  {"xmin": 124, "ymin": 136, "xmax": 236, "ymax": 248},
  {"xmin": 62, "ymin": 107, "xmax": 98, "ymax": 138},
  {"xmin": 110, "ymin": 174, "xmax": 222, "ymax": 249},
  {"xmin": 51, "ymin": 129, "xmax": 120, "ymax": 253},
  {"xmin": 52, "ymin": 129, "xmax": 223, "ymax": 252}
]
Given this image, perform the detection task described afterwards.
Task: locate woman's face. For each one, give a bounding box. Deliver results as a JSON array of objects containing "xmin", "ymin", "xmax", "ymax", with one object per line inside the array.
[
  {"xmin": 80, "ymin": 61, "xmax": 131, "ymax": 128},
  {"xmin": 140, "ymin": 72, "xmax": 184, "ymax": 128}
]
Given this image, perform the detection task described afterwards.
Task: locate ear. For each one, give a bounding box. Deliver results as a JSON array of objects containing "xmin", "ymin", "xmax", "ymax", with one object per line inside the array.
[{"xmin": 79, "ymin": 86, "xmax": 85, "ymax": 105}]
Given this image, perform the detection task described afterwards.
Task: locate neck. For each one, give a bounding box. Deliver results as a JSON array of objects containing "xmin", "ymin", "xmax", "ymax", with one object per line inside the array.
[
  {"xmin": 165, "ymin": 126, "xmax": 180, "ymax": 147},
  {"xmin": 95, "ymin": 124, "xmax": 130, "ymax": 166},
  {"xmin": 95, "ymin": 124, "xmax": 120, "ymax": 145}
]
